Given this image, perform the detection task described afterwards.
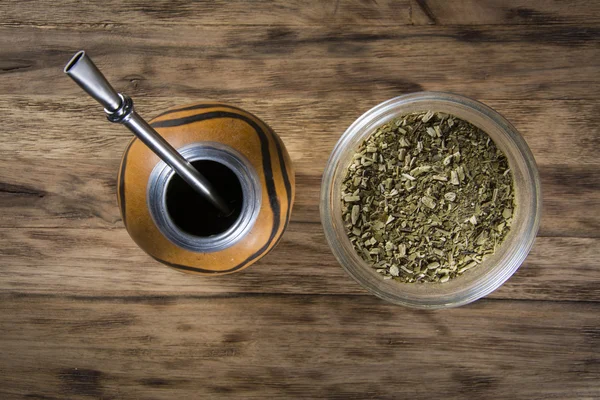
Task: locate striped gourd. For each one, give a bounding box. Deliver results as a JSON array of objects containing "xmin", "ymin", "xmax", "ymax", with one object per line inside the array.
[{"xmin": 117, "ymin": 102, "xmax": 294, "ymax": 275}]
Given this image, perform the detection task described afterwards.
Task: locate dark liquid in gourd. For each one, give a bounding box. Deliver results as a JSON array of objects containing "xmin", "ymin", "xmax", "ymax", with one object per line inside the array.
[{"xmin": 165, "ymin": 160, "xmax": 243, "ymax": 237}]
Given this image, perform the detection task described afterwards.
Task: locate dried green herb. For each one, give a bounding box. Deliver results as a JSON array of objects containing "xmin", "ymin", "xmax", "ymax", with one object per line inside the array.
[{"xmin": 341, "ymin": 111, "xmax": 515, "ymax": 283}]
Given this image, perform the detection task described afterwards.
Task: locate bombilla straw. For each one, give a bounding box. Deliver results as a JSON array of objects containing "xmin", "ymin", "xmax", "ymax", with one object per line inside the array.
[{"xmin": 64, "ymin": 50, "xmax": 231, "ymax": 216}]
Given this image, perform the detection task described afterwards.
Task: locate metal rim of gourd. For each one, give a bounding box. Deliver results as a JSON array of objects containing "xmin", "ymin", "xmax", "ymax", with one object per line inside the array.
[{"xmin": 147, "ymin": 142, "xmax": 262, "ymax": 253}]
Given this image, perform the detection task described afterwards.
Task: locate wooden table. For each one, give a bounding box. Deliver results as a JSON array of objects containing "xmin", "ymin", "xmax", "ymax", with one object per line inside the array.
[{"xmin": 1, "ymin": 1, "xmax": 599, "ymax": 398}]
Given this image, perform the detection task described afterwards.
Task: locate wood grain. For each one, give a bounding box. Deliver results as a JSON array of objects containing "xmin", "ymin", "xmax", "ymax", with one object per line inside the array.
[
  {"xmin": 1, "ymin": 156, "xmax": 598, "ymax": 237},
  {"xmin": 1, "ymin": 24, "xmax": 599, "ymax": 100},
  {"xmin": 1, "ymin": 0, "xmax": 599, "ymax": 398},
  {"xmin": 1, "ymin": 0, "xmax": 598, "ymax": 27},
  {"xmin": 3, "ymin": 94, "xmax": 600, "ymax": 237},
  {"xmin": 410, "ymin": 0, "xmax": 600, "ymax": 25},
  {"xmin": 0, "ymin": 295, "xmax": 598, "ymax": 399},
  {"xmin": 3, "ymin": 97, "xmax": 599, "ymax": 166},
  {"xmin": 0, "ymin": 224, "xmax": 599, "ymax": 302}
]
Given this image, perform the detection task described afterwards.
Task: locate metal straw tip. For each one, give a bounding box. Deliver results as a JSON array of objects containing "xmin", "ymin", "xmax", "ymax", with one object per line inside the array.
[
  {"xmin": 63, "ymin": 50, "xmax": 122, "ymax": 112},
  {"xmin": 64, "ymin": 50, "xmax": 86, "ymax": 74}
]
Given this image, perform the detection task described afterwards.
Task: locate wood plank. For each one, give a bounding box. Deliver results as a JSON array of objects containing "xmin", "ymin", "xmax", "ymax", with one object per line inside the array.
[
  {"xmin": 2, "ymin": 95, "xmax": 599, "ymax": 236},
  {"xmin": 0, "ymin": 225, "xmax": 598, "ymax": 302},
  {"xmin": 3, "ymin": 96, "xmax": 599, "ymax": 166},
  {"xmin": 411, "ymin": 0, "xmax": 600, "ymax": 26},
  {"xmin": 1, "ymin": 24, "xmax": 599, "ymax": 100},
  {"xmin": 1, "ymin": 156, "xmax": 599, "ymax": 237},
  {"xmin": 0, "ymin": 0, "xmax": 414, "ymax": 27},
  {"xmin": 1, "ymin": 0, "xmax": 598, "ymax": 27},
  {"xmin": 0, "ymin": 294, "xmax": 598, "ymax": 399}
]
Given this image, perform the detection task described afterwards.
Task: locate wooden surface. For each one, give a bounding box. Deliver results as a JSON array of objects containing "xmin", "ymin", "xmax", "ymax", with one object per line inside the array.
[{"xmin": 0, "ymin": 1, "xmax": 599, "ymax": 398}]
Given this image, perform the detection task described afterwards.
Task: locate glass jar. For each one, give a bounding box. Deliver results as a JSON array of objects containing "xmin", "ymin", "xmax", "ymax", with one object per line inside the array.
[{"xmin": 320, "ymin": 92, "xmax": 542, "ymax": 308}]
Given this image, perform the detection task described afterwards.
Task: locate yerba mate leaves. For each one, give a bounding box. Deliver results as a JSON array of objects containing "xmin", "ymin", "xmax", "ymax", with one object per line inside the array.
[{"xmin": 341, "ymin": 111, "xmax": 515, "ymax": 283}]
